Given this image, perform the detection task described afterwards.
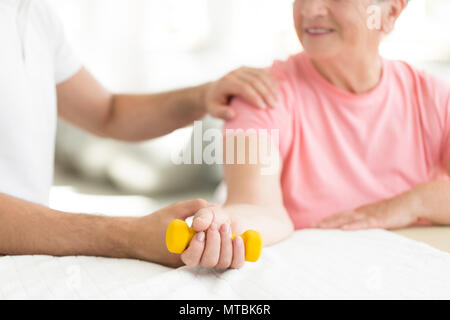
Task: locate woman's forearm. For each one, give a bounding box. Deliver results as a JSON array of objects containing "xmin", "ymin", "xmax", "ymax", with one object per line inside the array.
[
  {"xmin": 220, "ymin": 203, "xmax": 294, "ymax": 246},
  {"xmin": 412, "ymin": 179, "xmax": 450, "ymax": 225}
]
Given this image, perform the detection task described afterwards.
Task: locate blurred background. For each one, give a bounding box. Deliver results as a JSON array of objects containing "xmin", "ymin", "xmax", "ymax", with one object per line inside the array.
[{"xmin": 48, "ymin": 0, "xmax": 450, "ymax": 217}]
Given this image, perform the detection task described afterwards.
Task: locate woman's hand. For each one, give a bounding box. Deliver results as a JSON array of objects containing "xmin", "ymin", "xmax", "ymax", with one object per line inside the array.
[
  {"xmin": 205, "ymin": 67, "xmax": 279, "ymax": 120},
  {"xmin": 314, "ymin": 192, "xmax": 423, "ymax": 231},
  {"xmin": 180, "ymin": 205, "xmax": 246, "ymax": 270}
]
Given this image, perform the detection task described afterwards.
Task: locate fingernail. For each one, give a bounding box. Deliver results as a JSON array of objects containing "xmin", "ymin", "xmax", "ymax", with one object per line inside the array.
[
  {"xmin": 210, "ymin": 223, "xmax": 217, "ymax": 231},
  {"xmin": 220, "ymin": 224, "xmax": 229, "ymax": 234},
  {"xmin": 196, "ymin": 232, "xmax": 205, "ymax": 242}
]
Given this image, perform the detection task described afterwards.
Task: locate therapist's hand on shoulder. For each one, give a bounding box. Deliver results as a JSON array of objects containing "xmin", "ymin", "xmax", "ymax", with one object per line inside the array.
[
  {"xmin": 180, "ymin": 205, "xmax": 246, "ymax": 270},
  {"xmin": 205, "ymin": 67, "xmax": 279, "ymax": 121}
]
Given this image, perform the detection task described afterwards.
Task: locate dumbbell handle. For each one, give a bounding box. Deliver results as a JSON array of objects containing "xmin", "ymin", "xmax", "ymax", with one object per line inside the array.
[{"xmin": 165, "ymin": 219, "xmax": 262, "ymax": 262}]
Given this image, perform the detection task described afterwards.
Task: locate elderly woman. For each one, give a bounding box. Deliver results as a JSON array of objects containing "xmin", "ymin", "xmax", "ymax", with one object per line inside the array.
[{"xmin": 177, "ymin": 0, "xmax": 450, "ymax": 270}]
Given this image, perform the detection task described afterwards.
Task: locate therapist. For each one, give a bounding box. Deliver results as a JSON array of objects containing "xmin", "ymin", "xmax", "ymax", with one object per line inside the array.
[{"xmin": 0, "ymin": 0, "xmax": 278, "ymax": 267}]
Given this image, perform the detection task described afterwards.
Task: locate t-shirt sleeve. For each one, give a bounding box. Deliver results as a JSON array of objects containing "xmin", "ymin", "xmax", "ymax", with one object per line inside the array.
[
  {"xmin": 223, "ymin": 64, "xmax": 294, "ymax": 160},
  {"xmin": 441, "ymin": 94, "xmax": 450, "ymax": 167},
  {"xmin": 39, "ymin": 1, "xmax": 82, "ymax": 84},
  {"xmin": 53, "ymin": 24, "xmax": 82, "ymax": 85}
]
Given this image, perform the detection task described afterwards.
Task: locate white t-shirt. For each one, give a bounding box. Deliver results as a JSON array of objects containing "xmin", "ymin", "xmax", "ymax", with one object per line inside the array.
[{"xmin": 0, "ymin": 0, "xmax": 81, "ymax": 205}]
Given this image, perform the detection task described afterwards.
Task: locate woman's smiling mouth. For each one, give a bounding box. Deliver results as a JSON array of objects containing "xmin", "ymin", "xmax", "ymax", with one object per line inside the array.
[{"xmin": 305, "ymin": 27, "xmax": 335, "ymax": 36}]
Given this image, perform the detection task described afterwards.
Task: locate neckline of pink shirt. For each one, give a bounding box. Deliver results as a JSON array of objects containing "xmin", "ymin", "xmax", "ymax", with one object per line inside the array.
[{"xmin": 300, "ymin": 53, "xmax": 390, "ymax": 108}]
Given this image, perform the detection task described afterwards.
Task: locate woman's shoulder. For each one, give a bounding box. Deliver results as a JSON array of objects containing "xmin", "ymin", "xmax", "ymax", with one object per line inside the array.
[
  {"xmin": 265, "ymin": 53, "xmax": 309, "ymax": 112},
  {"xmin": 386, "ymin": 58, "xmax": 450, "ymax": 124},
  {"xmin": 268, "ymin": 52, "xmax": 308, "ymax": 82},
  {"xmin": 385, "ymin": 58, "xmax": 450, "ymax": 98}
]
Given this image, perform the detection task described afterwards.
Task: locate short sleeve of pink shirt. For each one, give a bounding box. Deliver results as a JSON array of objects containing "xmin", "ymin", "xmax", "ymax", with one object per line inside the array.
[
  {"xmin": 223, "ymin": 53, "xmax": 450, "ymax": 229},
  {"xmin": 223, "ymin": 61, "xmax": 296, "ymax": 161},
  {"xmin": 440, "ymin": 94, "xmax": 450, "ymax": 166}
]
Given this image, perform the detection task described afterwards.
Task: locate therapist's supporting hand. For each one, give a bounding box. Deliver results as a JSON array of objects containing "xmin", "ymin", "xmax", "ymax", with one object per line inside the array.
[
  {"xmin": 180, "ymin": 205, "xmax": 246, "ymax": 270},
  {"xmin": 205, "ymin": 67, "xmax": 279, "ymax": 121},
  {"xmin": 129, "ymin": 198, "xmax": 209, "ymax": 268}
]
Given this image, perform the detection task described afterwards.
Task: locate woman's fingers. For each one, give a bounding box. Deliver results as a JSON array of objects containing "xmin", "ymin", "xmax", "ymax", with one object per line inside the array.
[
  {"xmin": 181, "ymin": 222, "xmax": 245, "ymax": 270},
  {"xmin": 180, "ymin": 231, "xmax": 205, "ymax": 267},
  {"xmin": 192, "ymin": 207, "xmax": 215, "ymax": 232},
  {"xmin": 341, "ymin": 221, "xmax": 370, "ymax": 230},
  {"xmin": 341, "ymin": 218, "xmax": 376, "ymax": 230},
  {"xmin": 341, "ymin": 215, "xmax": 385, "ymax": 230},
  {"xmin": 200, "ymin": 223, "xmax": 221, "ymax": 268},
  {"xmin": 215, "ymin": 223, "xmax": 233, "ymax": 270},
  {"xmin": 230, "ymin": 236, "xmax": 245, "ymax": 269},
  {"xmin": 315, "ymin": 211, "xmax": 359, "ymax": 229}
]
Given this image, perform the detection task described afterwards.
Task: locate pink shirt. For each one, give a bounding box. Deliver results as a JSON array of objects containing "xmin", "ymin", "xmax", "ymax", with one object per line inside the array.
[{"xmin": 224, "ymin": 52, "xmax": 450, "ymax": 229}]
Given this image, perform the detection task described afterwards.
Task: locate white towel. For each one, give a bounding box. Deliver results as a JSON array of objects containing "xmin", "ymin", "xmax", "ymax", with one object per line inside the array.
[{"xmin": 0, "ymin": 229, "xmax": 449, "ymax": 299}]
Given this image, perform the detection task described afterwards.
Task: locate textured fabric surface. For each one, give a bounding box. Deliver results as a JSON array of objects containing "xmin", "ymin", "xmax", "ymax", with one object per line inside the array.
[{"xmin": 1, "ymin": 229, "xmax": 449, "ymax": 299}]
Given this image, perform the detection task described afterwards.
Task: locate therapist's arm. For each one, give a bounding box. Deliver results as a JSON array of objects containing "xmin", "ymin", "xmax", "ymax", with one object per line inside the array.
[
  {"xmin": 56, "ymin": 67, "xmax": 279, "ymax": 141},
  {"xmin": 0, "ymin": 192, "xmax": 208, "ymax": 267},
  {"xmin": 179, "ymin": 134, "xmax": 294, "ymax": 269}
]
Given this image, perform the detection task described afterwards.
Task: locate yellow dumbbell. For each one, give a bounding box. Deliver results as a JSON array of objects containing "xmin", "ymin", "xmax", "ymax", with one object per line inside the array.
[{"xmin": 166, "ymin": 219, "xmax": 262, "ymax": 262}]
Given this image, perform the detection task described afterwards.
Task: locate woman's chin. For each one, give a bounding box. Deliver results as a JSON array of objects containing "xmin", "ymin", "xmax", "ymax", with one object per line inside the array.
[
  {"xmin": 300, "ymin": 35, "xmax": 342, "ymax": 58},
  {"xmin": 302, "ymin": 48, "xmax": 338, "ymax": 61}
]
